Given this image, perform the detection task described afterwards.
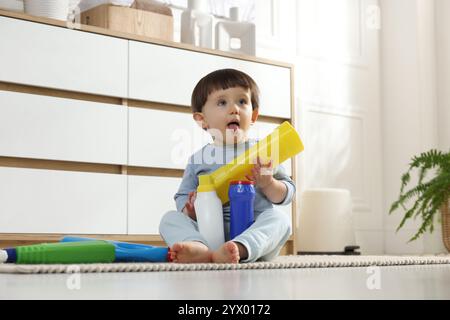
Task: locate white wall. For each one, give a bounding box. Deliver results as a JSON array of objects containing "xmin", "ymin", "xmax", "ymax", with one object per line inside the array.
[
  {"xmin": 436, "ymin": 0, "xmax": 450, "ymax": 151},
  {"xmin": 258, "ymin": 0, "xmax": 449, "ymax": 254},
  {"xmin": 380, "ymin": 0, "xmax": 447, "ymax": 254}
]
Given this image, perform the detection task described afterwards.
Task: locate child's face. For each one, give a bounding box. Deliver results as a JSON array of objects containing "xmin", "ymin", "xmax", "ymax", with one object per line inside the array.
[{"xmin": 194, "ymin": 86, "xmax": 259, "ymax": 145}]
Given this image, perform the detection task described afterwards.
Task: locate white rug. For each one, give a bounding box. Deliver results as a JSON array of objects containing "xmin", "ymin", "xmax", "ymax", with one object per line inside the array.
[{"xmin": 1, "ymin": 254, "xmax": 450, "ymax": 274}]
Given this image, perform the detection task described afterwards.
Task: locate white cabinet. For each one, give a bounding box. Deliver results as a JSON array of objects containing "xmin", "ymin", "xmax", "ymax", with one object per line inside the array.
[
  {"xmin": 0, "ymin": 91, "xmax": 127, "ymax": 165},
  {"xmin": 0, "ymin": 167, "xmax": 127, "ymax": 234},
  {"xmin": 0, "ymin": 16, "xmax": 128, "ymax": 97},
  {"xmin": 0, "ymin": 13, "xmax": 295, "ymax": 247},
  {"xmin": 128, "ymin": 175, "xmax": 181, "ymax": 235},
  {"xmin": 129, "ymin": 107, "xmax": 212, "ymax": 169},
  {"xmin": 128, "ymin": 41, "xmax": 291, "ymax": 119}
]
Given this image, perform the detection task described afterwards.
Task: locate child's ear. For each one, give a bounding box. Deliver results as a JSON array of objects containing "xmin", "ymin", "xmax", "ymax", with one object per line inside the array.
[
  {"xmin": 251, "ymin": 109, "xmax": 259, "ymax": 124},
  {"xmin": 193, "ymin": 112, "xmax": 208, "ymax": 130}
]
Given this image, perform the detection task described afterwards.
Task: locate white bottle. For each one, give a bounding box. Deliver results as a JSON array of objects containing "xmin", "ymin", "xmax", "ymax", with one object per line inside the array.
[
  {"xmin": 215, "ymin": 7, "xmax": 256, "ymax": 55},
  {"xmin": 181, "ymin": 0, "xmax": 213, "ymax": 49},
  {"xmin": 194, "ymin": 175, "xmax": 225, "ymax": 250}
]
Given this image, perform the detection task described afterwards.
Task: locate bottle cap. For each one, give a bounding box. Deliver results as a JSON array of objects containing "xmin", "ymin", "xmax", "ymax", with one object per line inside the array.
[
  {"xmin": 0, "ymin": 250, "xmax": 8, "ymax": 263},
  {"xmin": 197, "ymin": 175, "xmax": 216, "ymax": 192},
  {"xmin": 229, "ymin": 7, "xmax": 239, "ymax": 21},
  {"xmin": 188, "ymin": 0, "xmax": 208, "ymax": 12},
  {"xmin": 230, "ymin": 180, "xmax": 254, "ymax": 185}
]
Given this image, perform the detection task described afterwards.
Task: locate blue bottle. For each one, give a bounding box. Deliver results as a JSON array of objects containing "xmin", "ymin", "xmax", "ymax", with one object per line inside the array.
[{"xmin": 229, "ymin": 180, "xmax": 256, "ymax": 239}]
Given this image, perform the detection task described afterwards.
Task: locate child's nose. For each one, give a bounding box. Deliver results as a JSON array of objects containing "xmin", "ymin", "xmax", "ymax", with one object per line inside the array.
[{"xmin": 229, "ymin": 103, "xmax": 239, "ymax": 114}]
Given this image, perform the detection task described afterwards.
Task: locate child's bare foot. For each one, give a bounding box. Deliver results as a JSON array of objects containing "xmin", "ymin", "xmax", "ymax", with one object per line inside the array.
[
  {"xmin": 212, "ymin": 241, "xmax": 240, "ymax": 264},
  {"xmin": 170, "ymin": 241, "xmax": 213, "ymax": 263}
]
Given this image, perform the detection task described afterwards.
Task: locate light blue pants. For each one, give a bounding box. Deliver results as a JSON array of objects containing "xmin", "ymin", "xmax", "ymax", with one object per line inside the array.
[{"xmin": 159, "ymin": 208, "xmax": 292, "ymax": 263}]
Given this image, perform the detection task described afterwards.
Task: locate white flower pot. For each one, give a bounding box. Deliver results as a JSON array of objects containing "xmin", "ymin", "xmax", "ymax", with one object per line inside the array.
[{"xmin": 24, "ymin": 0, "xmax": 69, "ymax": 21}]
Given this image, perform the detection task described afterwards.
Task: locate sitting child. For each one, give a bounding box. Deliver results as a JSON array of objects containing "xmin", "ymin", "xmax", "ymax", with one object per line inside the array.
[{"xmin": 159, "ymin": 68, "xmax": 295, "ymax": 263}]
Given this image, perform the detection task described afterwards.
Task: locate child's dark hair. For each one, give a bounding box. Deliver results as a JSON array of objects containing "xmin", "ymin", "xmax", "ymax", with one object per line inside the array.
[{"xmin": 191, "ymin": 69, "xmax": 260, "ymax": 113}]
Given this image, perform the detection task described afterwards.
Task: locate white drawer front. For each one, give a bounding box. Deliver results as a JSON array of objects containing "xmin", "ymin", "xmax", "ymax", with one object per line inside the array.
[
  {"xmin": 0, "ymin": 90, "xmax": 127, "ymax": 164},
  {"xmin": 129, "ymin": 107, "xmax": 293, "ymax": 174},
  {"xmin": 129, "ymin": 41, "xmax": 291, "ymax": 119},
  {"xmin": 128, "ymin": 175, "xmax": 181, "ymax": 235},
  {"xmin": 127, "ymin": 175, "xmax": 293, "ymax": 236},
  {"xmin": 0, "ymin": 16, "xmax": 127, "ymax": 97},
  {"xmin": 0, "ymin": 167, "xmax": 127, "ymax": 234},
  {"xmin": 129, "ymin": 108, "xmax": 212, "ymax": 169}
]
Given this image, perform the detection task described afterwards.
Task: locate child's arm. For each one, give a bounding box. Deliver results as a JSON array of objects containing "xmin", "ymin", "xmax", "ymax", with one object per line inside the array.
[
  {"xmin": 183, "ymin": 191, "xmax": 197, "ymax": 221},
  {"xmin": 259, "ymin": 178, "xmax": 288, "ymax": 204},
  {"xmin": 245, "ymin": 156, "xmax": 295, "ymax": 205},
  {"xmin": 174, "ymin": 162, "xmax": 198, "ymax": 216}
]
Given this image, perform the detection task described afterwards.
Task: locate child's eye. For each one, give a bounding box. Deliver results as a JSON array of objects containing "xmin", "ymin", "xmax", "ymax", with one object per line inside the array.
[
  {"xmin": 217, "ymin": 99, "xmax": 226, "ymax": 106},
  {"xmin": 239, "ymin": 99, "xmax": 248, "ymax": 105}
]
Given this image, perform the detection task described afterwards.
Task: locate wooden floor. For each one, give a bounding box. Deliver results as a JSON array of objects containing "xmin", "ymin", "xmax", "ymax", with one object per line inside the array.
[{"xmin": 1, "ymin": 264, "xmax": 450, "ymax": 299}]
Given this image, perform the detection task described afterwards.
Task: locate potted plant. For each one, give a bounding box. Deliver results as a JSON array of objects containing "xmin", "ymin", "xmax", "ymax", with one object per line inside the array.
[{"xmin": 389, "ymin": 149, "xmax": 450, "ymax": 251}]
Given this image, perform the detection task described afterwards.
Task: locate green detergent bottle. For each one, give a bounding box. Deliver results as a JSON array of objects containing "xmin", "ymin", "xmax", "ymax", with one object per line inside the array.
[{"xmin": 1, "ymin": 241, "xmax": 115, "ymax": 264}]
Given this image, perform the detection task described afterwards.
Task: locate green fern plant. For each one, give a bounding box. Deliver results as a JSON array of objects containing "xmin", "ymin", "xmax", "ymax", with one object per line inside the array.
[{"xmin": 389, "ymin": 149, "xmax": 450, "ymax": 242}]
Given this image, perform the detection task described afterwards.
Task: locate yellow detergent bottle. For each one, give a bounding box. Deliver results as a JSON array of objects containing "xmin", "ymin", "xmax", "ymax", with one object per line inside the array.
[{"xmin": 211, "ymin": 121, "xmax": 304, "ymax": 204}]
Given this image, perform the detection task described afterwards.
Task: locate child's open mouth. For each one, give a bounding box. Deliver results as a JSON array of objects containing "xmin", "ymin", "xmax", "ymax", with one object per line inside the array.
[{"xmin": 227, "ymin": 121, "xmax": 240, "ymax": 131}]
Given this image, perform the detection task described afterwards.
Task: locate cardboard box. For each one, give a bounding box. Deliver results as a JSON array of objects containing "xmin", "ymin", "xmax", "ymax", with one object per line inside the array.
[{"xmin": 81, "ymin": 4, "xmax": 173, "ymax": 42}]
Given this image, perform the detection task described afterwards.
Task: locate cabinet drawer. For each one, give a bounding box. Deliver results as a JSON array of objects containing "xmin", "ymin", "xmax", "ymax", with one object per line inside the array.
[
  {"xmin": 129, "ymin": 108, "xmax": 211, "ymax": 169},
  {"xmin": 127, "ymin": 175, "xmax": 293, "ymax": 236},
  {"xmin": 0, "ymin": 16, "xmax": 127, "ymax": 97},
  {"xmin": 0, "ymin": 167, "xmax": 127, "ymax": 234},
  {"xmin": 129, "ymin": 107, "xmax": 293, "ymax": 174},
  {"xmin": 0, "ymin": 90, "xmax": 127, "ymax": 164},
  {"xmin": 128, "ymin": 175, "xmax": 181, "ymax": 235},
  {"xmin": 129, "ymin": 41, "xmax": 291, "ymax": 119}
]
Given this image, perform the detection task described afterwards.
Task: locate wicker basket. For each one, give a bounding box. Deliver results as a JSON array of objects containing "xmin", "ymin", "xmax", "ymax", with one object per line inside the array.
[{"xmin": 442, "ymin": 199, "xmax": 450, "ymax": 252}]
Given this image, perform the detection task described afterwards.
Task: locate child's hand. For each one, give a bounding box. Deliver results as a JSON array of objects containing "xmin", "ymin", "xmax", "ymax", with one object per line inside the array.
[
  {"xmin": 245, "ymin": 156, "xmax": 275, "ymax": 189},
  {"xmin": 183, "ymin": 191, "xmax": 197, "ymax": 221}
]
